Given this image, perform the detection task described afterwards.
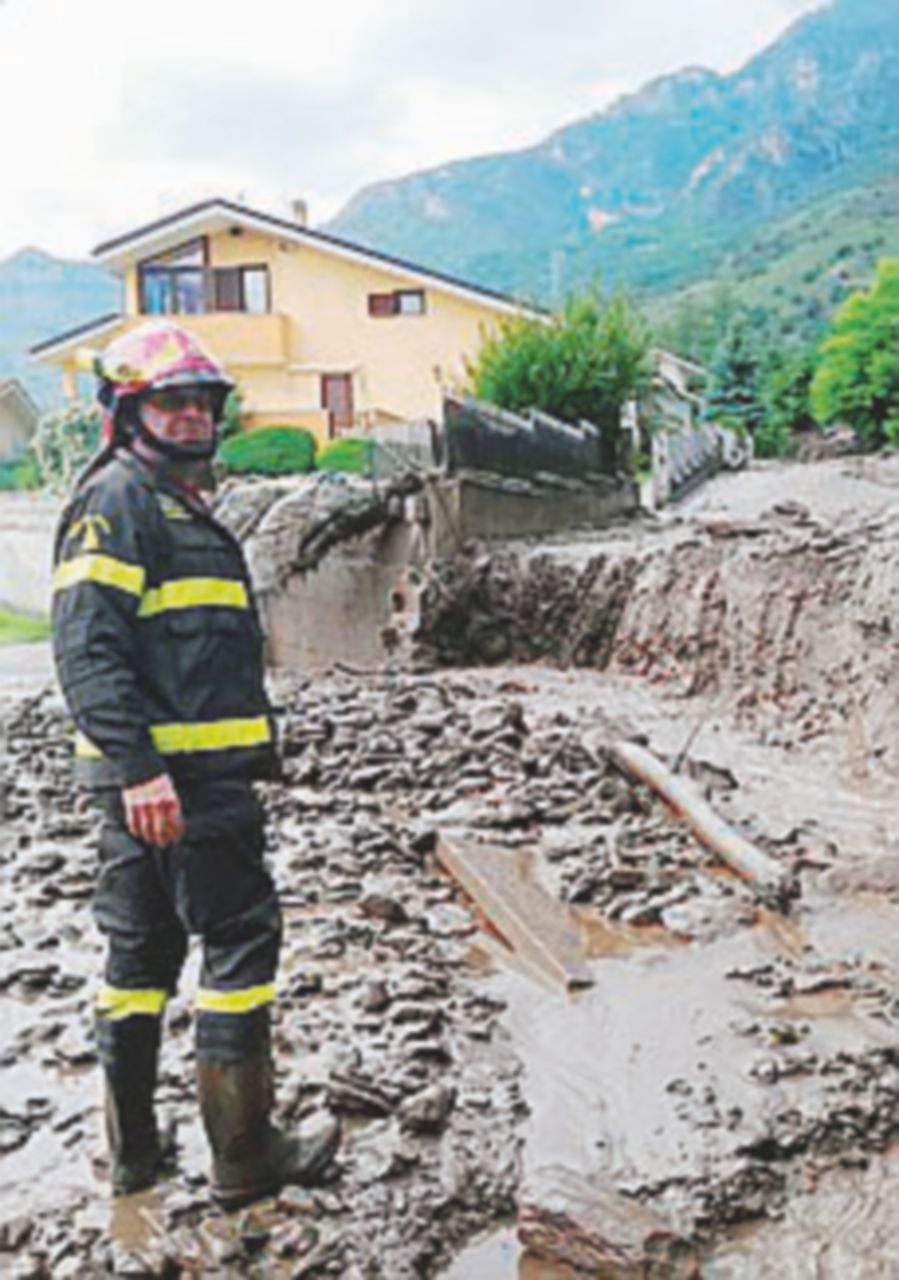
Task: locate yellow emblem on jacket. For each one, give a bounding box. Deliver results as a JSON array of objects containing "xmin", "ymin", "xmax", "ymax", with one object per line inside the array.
[{"xmin": 68, "ymin": 514, "xmax": 111, "ymax": 552}]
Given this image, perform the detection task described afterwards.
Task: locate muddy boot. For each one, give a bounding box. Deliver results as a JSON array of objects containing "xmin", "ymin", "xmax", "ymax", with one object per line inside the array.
[
  {"xmin": 197, "ymin": 1052, "xmax": 340, "ymax": 1211},
  {"xmin": 96, "ymin": 1013, "xmax": 170, "ymax": 1196}
]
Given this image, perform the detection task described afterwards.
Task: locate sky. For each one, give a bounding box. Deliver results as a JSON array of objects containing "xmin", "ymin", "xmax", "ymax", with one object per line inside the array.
[{"xmin": 0, "ymin": 0, "xmax": 824, "ymax": 261}]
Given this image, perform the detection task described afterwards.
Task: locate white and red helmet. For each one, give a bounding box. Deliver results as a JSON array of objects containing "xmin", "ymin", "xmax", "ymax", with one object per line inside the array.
[{"xmin": 79, "ymin": 320, "xmax": 234, "ymax": 444}]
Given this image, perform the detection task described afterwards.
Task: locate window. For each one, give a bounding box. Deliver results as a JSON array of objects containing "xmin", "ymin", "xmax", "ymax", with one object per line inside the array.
[
  {"xmin": 139, "ymin": 238, "xmax": 208, "ymax": 316},
  {"xmin": 367, "ymin": 288, "xmax": 426, "ymax": 317},
  {"xmin": 396, "ymin": 289, "xmax": 426, "ymax": 315},
  {"xmin": 241, "ymin": 267, "xmax": 269, "ymax": 314},
  {"xmin": 368, "ymin": 292, "xmax": 396, "ymax": 317},
  {"xmin": 138, "ymin": 239, "xmax": 270, "ymax": 316},
  {"xmin": 212, "ymin": 266, "xmax": 270, "ymax": 314}
]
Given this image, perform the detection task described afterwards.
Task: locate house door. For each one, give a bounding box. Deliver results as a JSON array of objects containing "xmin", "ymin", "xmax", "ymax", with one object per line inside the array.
[{"xmin": 321, "ymin": 374, "xmax": 354, "ymax": 437}]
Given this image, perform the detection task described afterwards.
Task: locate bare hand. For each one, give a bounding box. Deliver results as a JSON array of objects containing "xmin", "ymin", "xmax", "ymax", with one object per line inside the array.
[{"xmin": 123, "ymin": 773, "xmax": 185, "ymax": 847}]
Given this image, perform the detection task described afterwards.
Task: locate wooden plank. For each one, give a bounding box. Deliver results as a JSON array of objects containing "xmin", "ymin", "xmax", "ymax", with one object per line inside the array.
[{"xmin": 436, "ymin": 832, "xmax": 593, "ymax": 991}]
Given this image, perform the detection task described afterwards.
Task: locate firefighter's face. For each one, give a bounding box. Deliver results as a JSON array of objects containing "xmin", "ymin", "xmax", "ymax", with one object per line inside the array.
[{"xmin": 140, "ymin": 386, "xmax": 216, "ymax": 446}]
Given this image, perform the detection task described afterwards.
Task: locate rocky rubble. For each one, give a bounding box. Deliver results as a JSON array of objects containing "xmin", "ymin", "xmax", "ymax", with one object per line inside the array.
[{"xmin": 2, "ymin": 662, "xmax": 898, "ymax": 1275}]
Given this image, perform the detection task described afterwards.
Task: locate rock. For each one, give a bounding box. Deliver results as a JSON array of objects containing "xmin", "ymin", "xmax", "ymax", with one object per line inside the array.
[{"xmin": 399, "ymin": 1084, "xmax": 457, "ymax": 1136}]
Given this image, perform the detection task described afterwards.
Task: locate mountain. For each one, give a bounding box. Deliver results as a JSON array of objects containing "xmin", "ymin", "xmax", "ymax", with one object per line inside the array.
[
  {"xmin": 326, "ymin": 0, "xmax": 898, "ymax": 305},
  {"xmin": 0, "ymin": 248, "xmax": 118, "ymax": 409}
]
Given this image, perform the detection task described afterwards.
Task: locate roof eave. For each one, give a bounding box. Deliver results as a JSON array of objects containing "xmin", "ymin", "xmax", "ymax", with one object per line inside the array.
[{"xmin": 30, "ymin": 313, "xmax": 124, "ymax": 363}]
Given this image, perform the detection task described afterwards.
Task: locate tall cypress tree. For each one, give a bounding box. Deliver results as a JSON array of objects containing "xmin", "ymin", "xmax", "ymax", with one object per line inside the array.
[{"xmin": 705, "ymin": 315, "xmax": 765, "ymax": 435}]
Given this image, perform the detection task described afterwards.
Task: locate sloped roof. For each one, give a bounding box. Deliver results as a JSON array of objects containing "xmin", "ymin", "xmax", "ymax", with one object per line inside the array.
[
  {"xmin": 0, "ymin": 377, "xmax": 40, "ymax": 417},
  {"xmin": 92, "ymin": 198, "xmax": 544, "ymax": 319},
  {"xmin": 30, "ymin": 313, "xmax": 123, "ymax": 360}
]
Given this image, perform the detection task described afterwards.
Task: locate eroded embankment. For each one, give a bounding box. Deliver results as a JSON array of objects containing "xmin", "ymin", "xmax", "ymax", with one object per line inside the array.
[{"xmin": 415, "ymin": 499, "xmax": 899, "ymax": 781}]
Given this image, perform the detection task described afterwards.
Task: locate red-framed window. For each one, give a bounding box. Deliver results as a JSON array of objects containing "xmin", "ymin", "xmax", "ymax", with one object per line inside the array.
[{"xmin": 367, "ymin": 288, "xmax": 426, "ymax": 317}]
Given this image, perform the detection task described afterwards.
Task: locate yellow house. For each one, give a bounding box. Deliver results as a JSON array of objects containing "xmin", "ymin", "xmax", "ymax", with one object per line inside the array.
[{"xmin": 32, "ymin": 198, "xmax": 538, "ymax": 440}]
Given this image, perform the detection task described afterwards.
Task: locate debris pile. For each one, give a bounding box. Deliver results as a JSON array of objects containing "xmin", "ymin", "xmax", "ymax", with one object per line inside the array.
[{"xmin": 213, "ymin": 471, "xmax": 424, "ymax": 595}]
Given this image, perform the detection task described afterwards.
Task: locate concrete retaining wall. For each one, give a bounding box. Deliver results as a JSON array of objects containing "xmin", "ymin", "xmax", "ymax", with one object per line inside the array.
[
  {"xmin": 428, "ymin": 474, "xmax": 639, "ymax": 556},
  {"xmin": 0, "ymin": 493, "xmax": 61, "ymax": 615},
  {"xmin": 261, "ymin": 473, "xmax": 639, "ymax": 672}
]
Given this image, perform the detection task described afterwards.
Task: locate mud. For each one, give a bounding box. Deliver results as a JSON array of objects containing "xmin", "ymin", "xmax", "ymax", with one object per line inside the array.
[{"xmin": 1, "ymin": 455, "xmax": 897, "ymax": 1277}]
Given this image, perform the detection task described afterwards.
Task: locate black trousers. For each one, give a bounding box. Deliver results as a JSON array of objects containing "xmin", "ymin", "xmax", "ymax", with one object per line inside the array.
[{"xmin": 93, "ymin": 780, "xmax": 282, "ymax": 1061}]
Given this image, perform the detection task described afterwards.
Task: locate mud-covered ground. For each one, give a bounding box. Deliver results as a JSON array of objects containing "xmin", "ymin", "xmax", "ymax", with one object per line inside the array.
[{"xmin": 1, "ymin": 455, "xmax": 898, "ymax": 1278}]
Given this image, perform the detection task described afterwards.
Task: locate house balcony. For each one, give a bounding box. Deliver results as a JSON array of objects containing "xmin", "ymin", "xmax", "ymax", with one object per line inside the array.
[{"xmin": 177, "ymin": 312, "xmax": 290, "ymax": 369}]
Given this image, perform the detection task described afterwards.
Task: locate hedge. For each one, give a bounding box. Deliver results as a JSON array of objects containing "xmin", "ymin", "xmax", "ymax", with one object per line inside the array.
[
  {"xmin": 0, "ymin": 455, "xmax": 42, "ymax": 492},
  {"xmin": 315, "ymin": 437, "xmax": 375, "ymax": 474},
  {"xmin": 217, "ymin": 426, "xmax": 317, "ymax": 476}
]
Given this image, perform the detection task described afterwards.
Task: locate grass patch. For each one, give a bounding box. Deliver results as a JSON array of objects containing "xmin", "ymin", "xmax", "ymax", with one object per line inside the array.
[{"xmin": 0, "ymin": 608, "xmax": 51, "ymax": 645}]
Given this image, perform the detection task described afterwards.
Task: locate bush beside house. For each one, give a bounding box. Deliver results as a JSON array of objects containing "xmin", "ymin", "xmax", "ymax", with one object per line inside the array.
[
  {"xmin": 217, "ymin": 425, "xmax": 317, "ymax": 476},
  {"xmin": 315, "ymin": 438, "xmax": 375, "ymax": 474}
]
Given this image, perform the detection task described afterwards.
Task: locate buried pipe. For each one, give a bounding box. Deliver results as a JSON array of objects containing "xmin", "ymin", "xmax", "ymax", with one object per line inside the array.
[{"xmin": 608, "ymin": 740, "xmax": 797, "ymax": 909}]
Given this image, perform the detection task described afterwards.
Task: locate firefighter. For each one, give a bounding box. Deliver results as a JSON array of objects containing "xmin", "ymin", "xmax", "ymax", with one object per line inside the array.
[{"xmin": 51, "ymin": 320, "xmax": 339, "ymax": 1209}]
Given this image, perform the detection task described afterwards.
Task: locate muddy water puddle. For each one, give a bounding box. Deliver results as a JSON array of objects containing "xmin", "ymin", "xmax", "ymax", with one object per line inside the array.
[{"xmin": 447, "ymin": 873, "xmax": 899, "ymax": 1278}]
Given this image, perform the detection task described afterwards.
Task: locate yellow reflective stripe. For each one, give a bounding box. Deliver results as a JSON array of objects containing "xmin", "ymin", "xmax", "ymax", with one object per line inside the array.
[
  {"xmin": 96, "ymin": 986, "xmax": 168, "ymax": 1020},
  {"xmin": 138, "ymin": 577, "xmax": 248, "ymax": 617},
  {"xmin": 151, "ymin": 717, "xmax": 271, "ymax": 754},
  {"xmin": 53, "ymin": 554, "xmax": 145, "ymax": 598},
  {"xmin": 196, "ymin": 984, "xmax": 276, "ymax": 1014},
  {"xmin": 75, "ymin": 732, "xmax": 102, "ymax": 759},
  {"xmin": 75, "ymin": 716, "xmax": 271, "ymax": 760}
]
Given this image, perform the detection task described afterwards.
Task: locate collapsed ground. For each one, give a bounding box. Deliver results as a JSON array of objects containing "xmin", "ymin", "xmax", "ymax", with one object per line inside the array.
[{"xmin": 0, "ymin": 454, "xmax": 897, "ymax": 1278}]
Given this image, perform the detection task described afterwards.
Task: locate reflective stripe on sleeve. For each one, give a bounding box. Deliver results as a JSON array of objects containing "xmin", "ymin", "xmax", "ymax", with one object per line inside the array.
[
  {"xmin": 75, "ymin": 715, "xmax": 272, "ymax": 760},
  {"xmin": 96, "ymin": 986, "xmax": 168, "ymax": 1019},
  {"xmin": 195, "ymin": 983, "xmax": 276, "ymax": 1014},
  {"xmin": 53, "ymin": 554, "xmax": 146, "ymax": 598},
  {"xmin": 152, "ymin": 717, "xmax": 271, "ymax": 754},
  {"xmin": 138, "ymin": 577, "xmax": 249, "ymax": 617}
]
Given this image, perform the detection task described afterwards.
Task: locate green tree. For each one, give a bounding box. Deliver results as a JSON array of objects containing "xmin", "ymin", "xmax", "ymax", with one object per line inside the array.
[
  {"xmin": 468, "ymin": 290, "xmax": 651, "ymax": 430},
  {"xmin": 705, "ymin": 314, "xmax": 765, "ymax": 437},
  {"xmin": 658, "ymin": 281, "xmax": 741, "ymax": 366},
  {"xmin": 811, "ymin": 258, "xmax": 899, "ymax": 448},
  {"xmin": 756, "ymin": 342, "xmax": 819, "ymax": 457}
]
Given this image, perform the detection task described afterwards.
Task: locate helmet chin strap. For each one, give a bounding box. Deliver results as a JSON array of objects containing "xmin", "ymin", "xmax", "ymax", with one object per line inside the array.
[
  {"xmin": 115, "ymin": 396, "xmax": 219, "ymax": 463},
  {"xmin": 136, "ymin": 419, "xmax": 218, "ymax": 461}
]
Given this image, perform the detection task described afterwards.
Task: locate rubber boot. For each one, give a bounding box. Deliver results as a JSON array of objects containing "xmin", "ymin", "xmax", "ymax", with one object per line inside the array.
[
  {"xmin": 196, "ymin": 1050, "xmax": 340, "ymax": 1211},
  {"xmin": 96, "ymin": 1013, "xmax": 169, "ymax": 1196}
]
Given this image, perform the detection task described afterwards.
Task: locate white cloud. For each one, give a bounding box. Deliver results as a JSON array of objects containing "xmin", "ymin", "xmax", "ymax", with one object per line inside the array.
[{"xmin": 0, "ymin": 0, "xmax": 824, "ymax": 259}]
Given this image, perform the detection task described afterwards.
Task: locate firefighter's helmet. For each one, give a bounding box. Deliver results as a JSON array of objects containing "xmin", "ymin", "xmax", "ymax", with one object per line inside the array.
[
  {"xmin": 79, "ymin": 320, "xmax": 234, "ymax": 420},
  {"xmin": 77, "ymin": 320, "xmax": 234, "ymax": 455}
]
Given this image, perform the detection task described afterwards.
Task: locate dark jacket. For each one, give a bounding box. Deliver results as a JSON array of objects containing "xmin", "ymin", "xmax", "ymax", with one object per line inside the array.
[{"xmin": 51, "ymin": 449, "xmax": 278, "ymax": 790}]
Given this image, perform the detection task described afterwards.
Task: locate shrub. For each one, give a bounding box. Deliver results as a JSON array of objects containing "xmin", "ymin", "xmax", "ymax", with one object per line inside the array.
[
  {"xmin": 217, "ymin": 426, "xmax": 317, "ymax": 476},
  {"xmin": 219, "ymin": 388, "xmax": 245, "ymax": 441},
  {"xmin": 316, "ymin": 437, "xmax": 375, "ymax": 474},
  {"xmin": 468, "ymin": 289, "xmax": 651, "ymax": 430},
  {"xmin": 753, "ymin": 419, "xmax": 794, "ymax": 459},
  {"xmin": 32, "ymin": 401, "xmax": 102, "ymax": 493}
]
